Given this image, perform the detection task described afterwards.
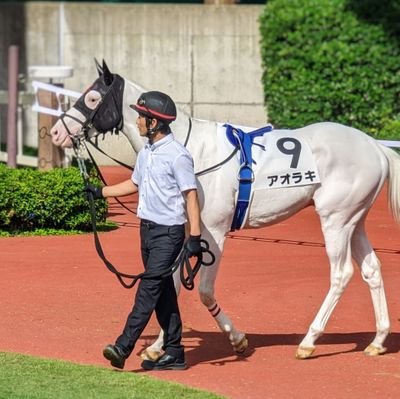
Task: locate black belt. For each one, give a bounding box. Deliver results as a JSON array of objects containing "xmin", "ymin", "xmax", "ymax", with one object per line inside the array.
[
  {"xmin": 141, "ymin": 219, "xmax": 184, "ymax": 229},
  {"xmin": 140, "ymin": 219, "xmax": 159, "ymax": 228}
]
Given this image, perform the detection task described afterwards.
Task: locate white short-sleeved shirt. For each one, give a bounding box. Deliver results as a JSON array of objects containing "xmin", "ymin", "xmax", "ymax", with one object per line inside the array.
[{"xmin": 131, "ymin": 134, "xmax": 197, "ymax": 226}]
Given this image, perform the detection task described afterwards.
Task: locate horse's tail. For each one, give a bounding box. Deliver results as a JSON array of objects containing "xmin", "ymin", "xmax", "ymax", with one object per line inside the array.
[{"xmin": 379, "ymin": 143, "xmax": 400, "ymax": 224}]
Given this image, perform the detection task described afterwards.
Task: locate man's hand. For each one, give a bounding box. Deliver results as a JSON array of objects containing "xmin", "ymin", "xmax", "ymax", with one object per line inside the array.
[
  {"xmin": 84, "ymin": 184, "xmax": 104, "ymax": 200},
  {"xmin": 185, "ymin": 235, "xmax": 202, "ymax": 257}
]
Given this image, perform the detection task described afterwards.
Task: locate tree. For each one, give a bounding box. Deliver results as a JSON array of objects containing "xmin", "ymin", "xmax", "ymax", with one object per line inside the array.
[{"xmin": 259, "ymin": 0, "xmax": 400, "ymax": 138}]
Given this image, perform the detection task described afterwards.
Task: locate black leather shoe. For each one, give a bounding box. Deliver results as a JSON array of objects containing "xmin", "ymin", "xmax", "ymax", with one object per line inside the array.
[
  {"xmin": 103, "ymin": 344, "xmax": 126, "ymax": 369},
  {"xmin": 141, "ymin": 353, "xmax": 187, "ymax": 371}
]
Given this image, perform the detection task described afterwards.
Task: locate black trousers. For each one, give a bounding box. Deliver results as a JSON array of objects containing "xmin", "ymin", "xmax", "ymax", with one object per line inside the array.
[{"xmin": 116, "ymin": 220, "xmax": 185, "ymax": 359}]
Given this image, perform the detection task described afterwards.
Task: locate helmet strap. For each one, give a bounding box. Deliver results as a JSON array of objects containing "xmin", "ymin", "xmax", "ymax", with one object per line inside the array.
[
  {"xmin": 145, "ymin": 118, "xmax": 170, "ymax": 142},
  {"xmin": 145, "ymin": 117, "xmax": 157, "ymax": 138}
]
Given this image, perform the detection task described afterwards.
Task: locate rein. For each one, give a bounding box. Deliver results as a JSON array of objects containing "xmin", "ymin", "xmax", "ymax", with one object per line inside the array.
[
  {"xmin": 182, "ymin": 119, "xmax": 240, "ymax": 177},
  {"xmin": 72, "ymin": 135, "xmax": 215, "ymax": 290},
  {"xmin": 195, "ymin": 147, "xmax": 239, "ymax": 177},
  {"xmin": 84, "ymin": 139, "xmax": 136, "ymax": 215}
]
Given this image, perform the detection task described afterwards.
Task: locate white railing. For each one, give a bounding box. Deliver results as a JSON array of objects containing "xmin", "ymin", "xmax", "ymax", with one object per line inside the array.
[
  {"xmin": 30, "ymin": 82, "xmax": 400, "ymax": 150},
  {"xmin": 378, "ymin": 140, "xmax": 400, "ymax": 148},
  {"xmin": 31, "ymin": 80, "xmax": 81, "ymax": 117},
  {"xmin": 1, "ymin": 81, "xmax": 400, "ymax": 169}
]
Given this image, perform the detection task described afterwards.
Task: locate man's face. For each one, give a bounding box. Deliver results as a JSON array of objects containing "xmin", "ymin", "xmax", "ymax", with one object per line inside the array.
[{"xmin": 136, "ymin": 114, "xmax": 149, "ymax": 137}]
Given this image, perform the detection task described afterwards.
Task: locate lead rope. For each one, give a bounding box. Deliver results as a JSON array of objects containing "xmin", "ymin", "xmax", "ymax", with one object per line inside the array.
[{"xmin": 73, "ymin": 137, "xmax": 215, "ymax": 289}]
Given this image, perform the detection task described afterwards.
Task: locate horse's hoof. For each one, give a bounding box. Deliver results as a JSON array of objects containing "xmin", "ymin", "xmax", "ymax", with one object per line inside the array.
[
  {"xmin": 140, "ymin": 349, "xmax": 163, "ymax": 361},
  {"xmin": 233, "ymin": 336, "xmax": 248, "ymax": 354},
  {"xmin": 295, "ymin": 346, "xmax": 315, "ymax": 359},
  {"xmin": 364, "ymin": 344, "xmax": 387, "ymax": 357}
]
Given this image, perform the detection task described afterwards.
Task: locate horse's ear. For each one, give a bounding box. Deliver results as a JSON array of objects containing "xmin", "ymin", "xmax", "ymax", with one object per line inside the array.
[
  {"xmin": 102, "ymin": 59, "xmax": 113, "ymax": 85},
  {"xmin": 94, "ymin": 58, "xmax": 103, "ymax": 76}
]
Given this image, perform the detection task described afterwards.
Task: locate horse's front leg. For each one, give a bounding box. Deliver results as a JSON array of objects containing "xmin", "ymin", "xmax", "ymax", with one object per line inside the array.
[
  {"xmin": 140, "ymin": 228, "xmax": 248, "ymax": 360},
  {"xmin": 198, "ymin": 231, "xmax": 248, "ymax": 354},
  {"xmin": 199, "ymin": 262, "xmax": 248, "ymax": 354}
]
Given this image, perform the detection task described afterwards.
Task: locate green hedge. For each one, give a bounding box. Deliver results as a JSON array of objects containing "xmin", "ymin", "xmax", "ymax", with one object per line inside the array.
[
  {"xmin": 0, "ymin": 164, "xmax": 108, "ymax": 235},
  {"xmin": 259, "ymin": 0, "xmax": 400, "ymax": 139}
]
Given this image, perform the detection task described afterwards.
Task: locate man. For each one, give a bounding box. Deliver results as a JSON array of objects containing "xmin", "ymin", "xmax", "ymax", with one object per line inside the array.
[{"xmin": 87, "ymin": 91, "xmax": 202, "ymax": 371}]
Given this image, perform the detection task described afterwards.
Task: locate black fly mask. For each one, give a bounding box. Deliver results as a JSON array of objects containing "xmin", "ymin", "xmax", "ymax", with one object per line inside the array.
[{"xmin": 61, "ymin": 60, "xmax": 125, "ymax": 139}]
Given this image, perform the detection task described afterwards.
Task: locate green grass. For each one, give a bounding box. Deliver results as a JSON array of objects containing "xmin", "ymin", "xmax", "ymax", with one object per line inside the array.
[
  {"xmin": 0, "ymin": 352, "xmax": 227, "ymax": 399},
  {"xmin": 0, "ymin": 229, "xmax": 87, "ymax": 238}
]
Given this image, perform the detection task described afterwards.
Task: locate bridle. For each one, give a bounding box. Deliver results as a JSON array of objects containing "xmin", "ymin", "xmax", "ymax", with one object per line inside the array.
[{"xmin": 60, "ymin": 73, "xmax": 125, "ymax": 147}]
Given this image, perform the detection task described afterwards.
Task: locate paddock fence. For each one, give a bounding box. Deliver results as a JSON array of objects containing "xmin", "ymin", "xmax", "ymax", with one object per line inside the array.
[{"xmin": 1, "ymin": 81, "xmax": 399, "ymax": 174}]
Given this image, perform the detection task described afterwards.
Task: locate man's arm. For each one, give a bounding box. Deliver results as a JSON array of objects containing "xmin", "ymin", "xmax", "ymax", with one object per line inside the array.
[
  {"xmin": 102, "ymin": 179, "xmax": 138, "ymax": 198},
  {"xmin": 185, "ymin": 188, "xmax": 201, "ymax": 236}
]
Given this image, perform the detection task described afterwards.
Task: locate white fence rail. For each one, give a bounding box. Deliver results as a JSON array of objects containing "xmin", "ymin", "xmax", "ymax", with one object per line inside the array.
[
  {"xmin": 1, "ymin": 82, "xmax": 400, "ymax": 168},
  {"xmin": 31, "ymin": 81, "xmax": 80, "ymax": 117},
  {"xmin": 378, "ymin": 140, "xmax": 400, "ymax": 148}
]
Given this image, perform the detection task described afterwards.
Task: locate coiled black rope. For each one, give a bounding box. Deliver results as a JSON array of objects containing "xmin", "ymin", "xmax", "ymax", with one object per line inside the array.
[{"xmin": 85, "ymin": 186, "xmax": 215, "ymax": 290}]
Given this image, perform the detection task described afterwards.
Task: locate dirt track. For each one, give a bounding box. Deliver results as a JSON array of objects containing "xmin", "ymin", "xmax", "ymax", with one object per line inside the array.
[{"xmin": 1, "ymin": 166, "xmax": 399, "ymax": 399}]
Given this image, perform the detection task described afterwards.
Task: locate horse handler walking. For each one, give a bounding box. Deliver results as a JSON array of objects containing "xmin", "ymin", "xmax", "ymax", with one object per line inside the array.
[{"xmin": 86, "ymin": 91, "xmax": 202, "ymax": 371}]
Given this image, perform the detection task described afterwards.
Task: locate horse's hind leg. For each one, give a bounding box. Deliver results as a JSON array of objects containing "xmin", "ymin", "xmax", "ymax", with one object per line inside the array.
[
  {"xmin": 351, "ymin": 219, "xmax": 390, "ymax": 356},
  {"xmin": 296, "ymin": 215, "xmax": 356, "ymax": 359}
]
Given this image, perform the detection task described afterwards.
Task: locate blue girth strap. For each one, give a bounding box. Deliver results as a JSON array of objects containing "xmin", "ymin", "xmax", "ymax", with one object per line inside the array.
[{"xmin": 225, "ymin": 123, "xmax": 273, "ymax": 231}]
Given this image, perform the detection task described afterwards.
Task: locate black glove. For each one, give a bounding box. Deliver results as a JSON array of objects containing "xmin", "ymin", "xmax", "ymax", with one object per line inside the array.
[
  {"xmin": 84, "ymin": 184, "xmax": 104, "ymax": 200},
  {"xmin": 185, "ymin": 235, "xmax": 202, "ymax": 257}
]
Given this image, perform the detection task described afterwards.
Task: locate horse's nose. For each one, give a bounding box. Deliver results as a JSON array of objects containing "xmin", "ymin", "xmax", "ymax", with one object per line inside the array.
[
  {"xmin": 50, "ymin": 122, "xmax": 63, "ymax": 145},
  {"xmin": 50, "ymin": 125, "xmax": 58, "ymax": 140},
  {"xmin": 50, "ymin": 126, "xmax": 57, "ymax": 137}
]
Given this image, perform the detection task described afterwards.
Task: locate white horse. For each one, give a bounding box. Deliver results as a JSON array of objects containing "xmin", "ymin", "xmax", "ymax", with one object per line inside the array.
[{"xmin": 50, "ymin": 61, "xmax": 400, "ymax": 360}]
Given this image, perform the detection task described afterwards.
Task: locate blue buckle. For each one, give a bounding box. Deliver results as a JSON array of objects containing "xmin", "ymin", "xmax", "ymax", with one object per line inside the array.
[{"xmin": 237, "ymin": 163, "xmax": 255, "ymax": 183}]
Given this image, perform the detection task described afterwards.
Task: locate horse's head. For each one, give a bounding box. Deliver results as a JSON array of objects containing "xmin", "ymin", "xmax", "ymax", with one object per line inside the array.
[{"xmin": 50, "ymin": 59, "xmax": 125, "ymax": 148}]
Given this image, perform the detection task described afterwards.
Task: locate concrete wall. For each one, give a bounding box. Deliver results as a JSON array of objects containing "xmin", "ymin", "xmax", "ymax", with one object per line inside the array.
[{"xmin": 2, "ymin": 2, "xmax": 267, "ymax": 165}]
